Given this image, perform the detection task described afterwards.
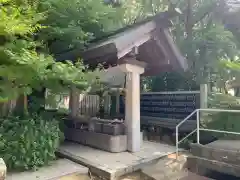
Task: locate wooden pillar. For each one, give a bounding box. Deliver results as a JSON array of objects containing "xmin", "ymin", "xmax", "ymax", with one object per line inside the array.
[
  {"xmin": 125, "ymin": 72, "xmax": 141, "ymax": 152},
  {"xmin": 116, "ymin": 91, "xmax": 120, "ymax": 114},
  {"xmin": 69, "ymin": 87, "xmax": 79, "ymax": 117},
  {"xmin": 104, "ymin": 95, "xmax": 110, "ymax": 116},
  {"xmin": 200, "ymin": 84, "xmax": 208, "ymax": 109},
  {"xmin": 119, "ymin": 61, "xmax": 145, "ymax": 152},
  {"xmin": 199, "ymin": 84, "xmax": 208, "ymax": 139}
]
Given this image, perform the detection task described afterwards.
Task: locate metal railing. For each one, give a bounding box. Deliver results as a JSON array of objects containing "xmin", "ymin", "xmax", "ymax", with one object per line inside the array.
[{"xmin": 175, "ymin": 108, "xmax": 240, "ymax": 159}]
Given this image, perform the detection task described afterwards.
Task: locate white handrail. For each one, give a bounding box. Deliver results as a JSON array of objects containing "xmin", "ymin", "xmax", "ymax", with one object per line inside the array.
[
  {"xmin": 200, "ymin": 108, "xmax": 240, "ymax": 113},
  {"xmin": 178, "ymin": 129, "xmax": 197, "ymax": 145},
  {"xmin": 175, "ymin": 108, "xmax": 240, "ymax": 159},
  {"xmin": 176, "ymin": 109, "xmax": 198, "ymax": 158},
  {"xmin": 176, "ymin": 109, "xmax": 198, "ymax": 128},
  {"xmin": 199, "ymin": 128, "xmax": 240, "ymax": 135}
]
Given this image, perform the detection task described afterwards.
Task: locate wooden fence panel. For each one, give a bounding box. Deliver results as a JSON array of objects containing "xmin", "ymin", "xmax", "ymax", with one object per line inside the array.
[
  {"xmin": 45, "ymin": 89, "xmax": 111, "ymax": 117},
  {"xmin": 79, "ymin": 94, "xmax": 100, "ymax": 116},
  {"xmin": 78, "ymin": 94, "xmax": 111, "ymax": 116}
]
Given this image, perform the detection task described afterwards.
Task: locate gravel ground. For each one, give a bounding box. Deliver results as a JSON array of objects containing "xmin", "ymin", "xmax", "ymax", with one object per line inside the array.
[
  {"xmin": 180, "ymin": 171, "xmax": 240, "ymax": 180},
  {"xmin": 207, "ymin": 171, "xmax": 239, "ymax": 180},
  {"xmin": 180, "ymin": 172, "xmax": 214, "ymax": 180}
]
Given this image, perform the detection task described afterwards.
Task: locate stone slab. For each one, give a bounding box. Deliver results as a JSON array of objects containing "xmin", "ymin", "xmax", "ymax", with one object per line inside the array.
[
  {"xmin": 188, "ymin": 156, "xmax": 240, "ymax": 178},
  {"xmin": 142, "ymin": 153, "xmax": 188, "ymax": 180},
  {"xmin": 180, "ymin": 172, "xmax": 214, "ymax": 180},
  {"xmin": 7, "ymin": 159, "xmax": 88, "ymax": 180},
  {"xmin": 58, "ymin": 141, "xmax": 177, "ymax": 180},
  {"xmin": 207, "ymin": 140, "xmax": 240, "ymax": 151},
  {"xmin": 191, "ymin": 142, "xmax": 240, "ymax": 166},
  {"xmin": 65, "ymin": 128, "xmax": 127, "ymax": 152},
  {"xmin": 59, "ymin": 174, "xmax": 90, "ymax": 180},
  {"xmin": 102, "ymin": 123, "xmax": 125, "ymax": 136}
]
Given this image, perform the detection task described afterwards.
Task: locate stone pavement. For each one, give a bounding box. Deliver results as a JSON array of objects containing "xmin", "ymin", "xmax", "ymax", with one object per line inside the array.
[
  {"xmin": 58, "ymin": 141, "xmax": 178, "ymax": 180},
  {"xmin": 7, "ymin": 159, "xmax": 88, "ymax": 180},
  {"xmin": 180, "ymin": 172, "xmax": 214, "ymax": 180},
  {"xmin": 59, "ymin": 174, "xmax": 90, "ymax": 180}
]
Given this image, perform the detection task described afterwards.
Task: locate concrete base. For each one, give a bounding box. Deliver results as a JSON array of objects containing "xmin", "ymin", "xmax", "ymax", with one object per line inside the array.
[
  {"xmin": 189, "ymin": 141, "xmax": 240, "ymax": 177},
  {"xmin": 88, "ymin": 118, "xmax": 125, "ymax": 136},
  {"xmin": 6, "ymin": 159, "xmax": 88, "ymax": 180},
  {"xmin": 187, "ymin": 156, "xmax": 240, "ymax": 178},
  {"xmin": 65, "ymin": 126, "xmax": 144, "ymax": 153},
  {"xmin": 65, "ymin": 128, "xmax": 127, "ymax": 152},
  {"xmin": 142, "ymin": 153, "xmax": 188, "ymax": 180},
  {"xmin": 191, "ymin": 141, "xmax": 240, "ymax": 167},
  {"xmin": 58, "ymin": 141, "xmax": 177, "ymax": 180}
]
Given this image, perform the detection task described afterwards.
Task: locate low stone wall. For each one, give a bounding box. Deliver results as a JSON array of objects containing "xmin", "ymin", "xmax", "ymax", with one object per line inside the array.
[
  {"xmin": 187, "ymin": 156, "xmax": 240, "ymax": 177},
  {"xmin": 64, "ymin": 118, "xmax": 144, "ymax": 153},
  {"xmin": 190, "ymin": 143, "xmax": 240, "ymax": 166},
  {"xmin": 64, "ymin": 127, "xmax": 127, "ymax": 152},
  {"xmin": 0, "ymin": 158, "xmax": 6, "ymax": 180}
]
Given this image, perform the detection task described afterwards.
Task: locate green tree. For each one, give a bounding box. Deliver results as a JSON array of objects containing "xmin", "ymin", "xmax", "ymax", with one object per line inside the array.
[
  {"xmin": 175, "ymin": 0, "xmax": 238, "ymax": 84},
  {"xmin": 37, "ymin": 0, "xmax": 121, "ymax": 54},
  {"xmin": 0, "ymin": 0, "xmax": 100, "ymax": 115},
  {"xmin": 121, "ymin": 0, "xmax": 239, "ymax": 91}
]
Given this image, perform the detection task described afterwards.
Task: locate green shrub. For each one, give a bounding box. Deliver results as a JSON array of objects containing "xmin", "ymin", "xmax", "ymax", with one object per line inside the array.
[
  {"xmin": 206, "ymin": 109, "xmax": 240, "ymax": 139},
  {"xmin": 206, "ymin": 93, "xmax": 240, "ymax": 139},
  {"xmin": 208, "ymin": 93, "xmax": 240, "ymax": 109},
  {"xmin": 0, "ymin": 115, "xmax": 63, "ymax": 171}
]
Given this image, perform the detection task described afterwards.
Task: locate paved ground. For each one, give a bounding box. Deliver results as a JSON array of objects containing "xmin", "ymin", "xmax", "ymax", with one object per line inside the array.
[
  {"xmin": 59, "ymin": 174, "xmax": 90, "ymax": 180},
  {"xmin": 180, "ymin": 172, "xmax": 214, "ymax": 180},
  {"xmin": 180, "ymin": 171, "xmax": 240, "ymax": 180},
  {"xmin": 119, "ymin": 171, "xmax": 215, "ymax": 180},
  {"xmin": 7, "ymin": 159, "xmax": 88, "ymax": 180},
  {"xmin": 207, "ymin": 171, "xmax": 239, "ymax": 180},
  {"xmin": 58, "ymin": 141, "xmax": 178, "ymax": 179}
]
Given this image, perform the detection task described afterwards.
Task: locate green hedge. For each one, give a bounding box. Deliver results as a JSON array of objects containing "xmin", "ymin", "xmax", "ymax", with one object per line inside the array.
[
  {"xmin": 0, "ymin": 115, "xmax": 63, "ymax": 171},
  {"xmin": 206, "ymin": 93, "xmax": 240, "ymax": 139},
  {"xmin": 208, "ymin": 93, "xmax": 240, "ymax": 109}
]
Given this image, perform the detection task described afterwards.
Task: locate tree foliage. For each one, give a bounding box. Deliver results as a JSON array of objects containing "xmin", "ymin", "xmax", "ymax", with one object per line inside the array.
[
  {"xmin": 38, "ymin": 0, "xmax": 120, "ymax": 54},
  {"xmin": 1, "ymin": 0, "xmax": 240, "ymax": 103},
  {"xmin": 123, "ymin": 0, "xmax": 240, "ymax": 91},
  {"xmin": 0, "ymin": 0, "xmax": 100, "ymax": 104}
]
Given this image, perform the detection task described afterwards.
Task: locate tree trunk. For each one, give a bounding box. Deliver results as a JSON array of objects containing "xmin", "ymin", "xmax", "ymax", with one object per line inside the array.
[
  {"xmin": 14, "ymin": 95, "xmax": 28, "ymax": 116},
  {"xmin": 235, "ymin": 87, "xmax": 240, "ymax": 97},
  {"xmin": 69, "ymin": 86, "xmax": 79, "ymax": 117},
  {"xmin": 28, "ymin": 88, "xmax": 46, "ymax": 114},
  {"xmin": 0, "ymin": 100, "xmax": 16, "ymax": 117}
]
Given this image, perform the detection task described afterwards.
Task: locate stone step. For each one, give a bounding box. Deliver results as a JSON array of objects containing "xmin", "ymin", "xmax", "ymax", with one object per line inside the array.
[
  {"xmin": 141, "ymin": 153, "xmax": 188, "ymax": 180},
  {"xmin": 7, "ymin": 159, "xmax": 89, "ymax": 180},
  {"xmin": 190, "ymin": 143, "xmax": 240, "ymax": 166},
  {"xmin": 179, "ymin": 172, "xmax": 214, "ymax": 180},
  {"xmin": 59, "ymin": 173, "xmax": 90, "ymax": 180},
  {"xmin": 143, "ymin": 169, "xmax": 188, "ymax": 180},
  {"xmin": 187, "ymin": 155, "xmax": 240, "ymax": 178}
]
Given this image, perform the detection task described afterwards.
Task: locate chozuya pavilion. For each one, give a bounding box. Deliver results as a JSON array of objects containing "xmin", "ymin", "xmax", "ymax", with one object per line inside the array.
[{"xmin": 56, "ymin": 9, "xmax": 187, "ymax": 153}]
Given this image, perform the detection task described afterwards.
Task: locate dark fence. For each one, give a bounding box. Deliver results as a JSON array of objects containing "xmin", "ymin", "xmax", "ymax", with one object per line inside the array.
[{"xmin": 119, "ymin": 91, "xmax": 200, "ymax": 121}]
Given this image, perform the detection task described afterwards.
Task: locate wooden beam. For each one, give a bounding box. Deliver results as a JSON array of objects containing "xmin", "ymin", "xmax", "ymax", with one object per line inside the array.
[
  {"xmin": 153, "ymin": 31, "xmax": 171, "ymax": 64},
  {"xmin": 117, "ymin": 34, "xmax": 152, "ymax": 59},
  {"xmin": 162, "ymin": 29, "xmax": 187, "ymax": 70},
  {"xmin": 143, "ymin": 64, "xmax": 175, "ymax": 76}
]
